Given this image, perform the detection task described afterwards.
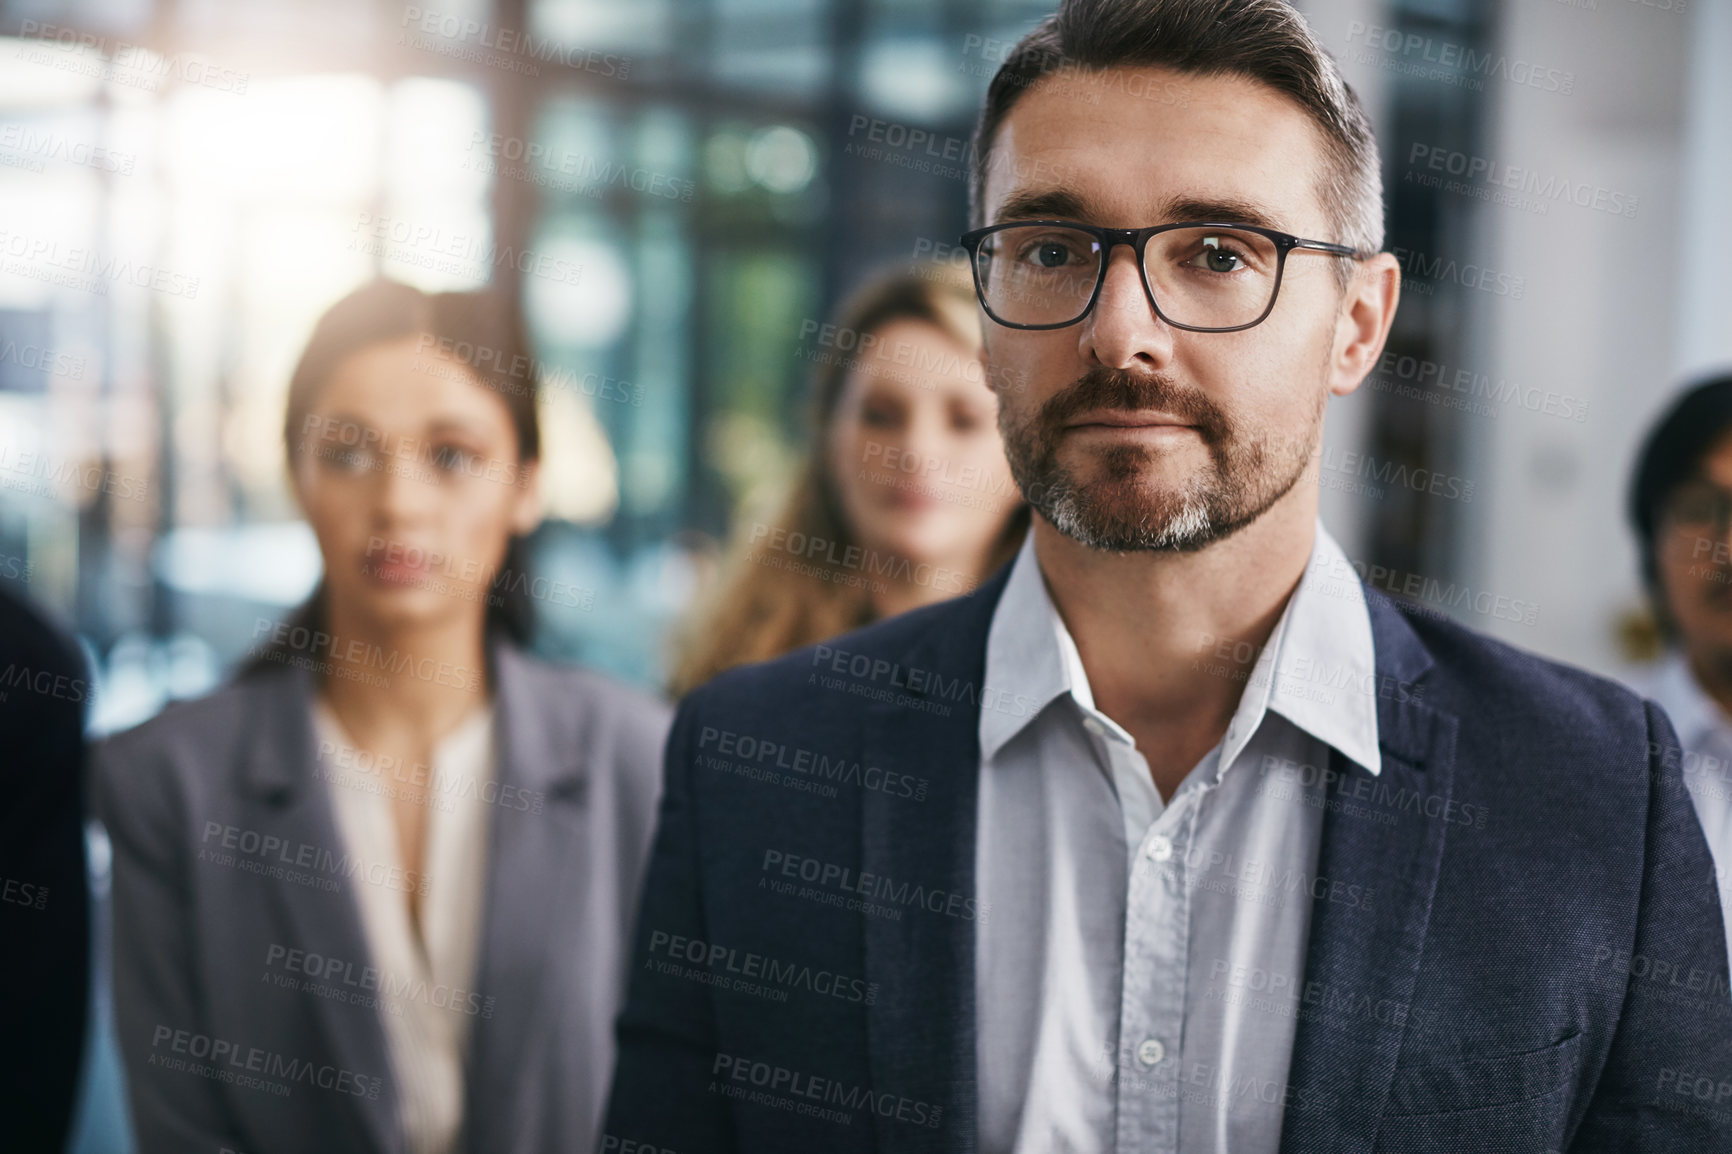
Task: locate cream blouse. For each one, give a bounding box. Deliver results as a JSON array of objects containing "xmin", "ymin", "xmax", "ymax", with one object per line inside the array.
[{"xmin": 313, "ymin": 698, "xmax": 496, "ymax": 1154}]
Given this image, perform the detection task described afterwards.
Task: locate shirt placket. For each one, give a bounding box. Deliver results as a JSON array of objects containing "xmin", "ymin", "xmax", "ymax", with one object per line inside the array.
[{"xmin": 1112, "ymin": 759, "xmax": 1195, "ymax": 1153}]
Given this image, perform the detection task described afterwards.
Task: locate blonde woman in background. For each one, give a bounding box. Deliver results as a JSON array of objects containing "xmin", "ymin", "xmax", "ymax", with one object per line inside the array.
[{"xmin": 671, "ymin": 262, "xmax": 1029, "ymax": 695}]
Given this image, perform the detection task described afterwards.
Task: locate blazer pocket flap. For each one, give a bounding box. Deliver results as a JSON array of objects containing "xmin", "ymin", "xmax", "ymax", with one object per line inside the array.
[{"xmin": 1386, "ymin": 1033, "xmax": 1583, "ymax": 1116}]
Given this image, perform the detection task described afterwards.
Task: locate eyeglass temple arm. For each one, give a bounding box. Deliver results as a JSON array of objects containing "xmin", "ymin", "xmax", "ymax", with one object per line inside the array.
[{"xmin": 1292, "ymin": 239, "xmax": 1376, "ymax": 259}]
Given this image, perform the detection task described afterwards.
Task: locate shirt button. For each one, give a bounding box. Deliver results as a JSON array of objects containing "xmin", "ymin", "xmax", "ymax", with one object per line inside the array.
[
  {"xmin": 1083, "ymin": 717, "xmax": 1106, "ymax": 737},
  {"xmin": 1145, "ymin": 834, "xmax": 1173, "ymax": 862},
  {"xmin": 1136, "ymin": 1038, "xmax": 1166, "ymax": 1066}
]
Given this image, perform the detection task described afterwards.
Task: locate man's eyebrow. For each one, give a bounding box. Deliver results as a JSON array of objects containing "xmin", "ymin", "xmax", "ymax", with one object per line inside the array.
[
  {"xmin": 1152, "ymin": 196, "xmax": 1285, "ymax": 231},
  {"xmin": 992, "ymin": 188, "xmax": 1093, "ymax": 223},
  {"xmin": 992, "ymin": 191, "xmax": 1290, "ymax": 231}
]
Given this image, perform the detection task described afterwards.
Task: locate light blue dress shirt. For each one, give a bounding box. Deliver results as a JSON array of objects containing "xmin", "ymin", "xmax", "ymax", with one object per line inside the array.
[
  {"xmin": 975, "ymin": 520, "xmax": 1381, "ymax": 1154},
  {"xmin": 1624, "ymin": 651, "xmax": 1732, "ymax": 975}
]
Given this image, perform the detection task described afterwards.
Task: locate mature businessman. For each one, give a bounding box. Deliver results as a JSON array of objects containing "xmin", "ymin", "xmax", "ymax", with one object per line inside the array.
[{"xmin": 605, "ymin": 0, "xmax": 1732, "ymax": 1150}]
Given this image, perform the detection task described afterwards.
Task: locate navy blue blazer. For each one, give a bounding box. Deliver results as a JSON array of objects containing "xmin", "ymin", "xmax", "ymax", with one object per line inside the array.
[{"xmin": 605, "ymin": 561, "xmax": 1732, "ymax": 1153}]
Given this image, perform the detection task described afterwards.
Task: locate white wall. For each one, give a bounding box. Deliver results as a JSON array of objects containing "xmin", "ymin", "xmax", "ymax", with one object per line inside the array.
[
  {"xmin": 1293, "ymin": 0, "xmax": 1721, "ymax": 677},
  {"xmin": 1470, "ymin": 0, "xmax": 1702, "ymax": 676},
  {"xmin": 1675, "ymin": 0, "xmax": 1732, "ymax": 382}
]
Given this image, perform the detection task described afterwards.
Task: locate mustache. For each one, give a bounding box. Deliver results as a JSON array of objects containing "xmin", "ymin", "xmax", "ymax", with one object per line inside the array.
[{"xmin": 1037, "ymin": 368, "xmax": 1231, "ymax": 442}]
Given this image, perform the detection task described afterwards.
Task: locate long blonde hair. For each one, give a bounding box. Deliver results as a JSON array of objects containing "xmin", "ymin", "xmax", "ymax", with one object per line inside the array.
[{"xmin": 669, "ymin": 262, "xmax": 1030, "ymax": 696}]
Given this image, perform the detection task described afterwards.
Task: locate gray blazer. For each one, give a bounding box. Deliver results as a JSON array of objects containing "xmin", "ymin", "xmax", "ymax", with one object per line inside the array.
[{"xmin": 93, "ymin": 640, "xmax": 671, "ymax": 1154}]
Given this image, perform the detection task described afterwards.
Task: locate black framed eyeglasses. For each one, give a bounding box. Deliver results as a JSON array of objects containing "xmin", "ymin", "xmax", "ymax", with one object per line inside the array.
[
  {"xmin": 1663, "ymin": 480, "xmax": 1732, "ymax": 539},
  {"xmin": 958, "ymin": 219, "xmax": 1370, "ymax": 332}
]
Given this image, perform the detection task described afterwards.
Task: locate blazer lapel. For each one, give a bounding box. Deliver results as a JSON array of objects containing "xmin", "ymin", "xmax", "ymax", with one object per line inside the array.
[
  {"xmin": 237, "ymin": 666, "xmax": 402, "ymax": 1154},
  {"xmin": 461, "ymin": 642, "xmax": 588, "ymax": 1152},
  {"xmin": 859, "ymin": 565, "xmax": 1014, "ymax": 1154},
  {"xmin": 1279, "ymin": 592, "xmax": 1458, "ymax": 1154}
]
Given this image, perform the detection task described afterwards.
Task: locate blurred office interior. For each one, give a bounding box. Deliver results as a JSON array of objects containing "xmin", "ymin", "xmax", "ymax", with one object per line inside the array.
[{"xmin": 1, "ymin": 0, "xmax": 1728, "ymax": 725}]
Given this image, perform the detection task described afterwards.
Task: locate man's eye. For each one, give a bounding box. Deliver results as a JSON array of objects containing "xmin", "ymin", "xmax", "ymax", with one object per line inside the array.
[
  {"xmin": 1015, "ymin": 239, "xmax": 1081, "ymax": 269},
  {"xmin": 1185, "ymin": 239, "xmax": 1248, "ymax": 273},
  {"xmin": 1670, "ymin": 487, "xmax": 1732, "ymax": 527}
]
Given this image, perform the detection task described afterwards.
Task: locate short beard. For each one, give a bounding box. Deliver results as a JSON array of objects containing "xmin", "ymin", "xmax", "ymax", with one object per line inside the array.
[{"xmin": 999, "ymin": 366, "xmax": 1322, "ymax": 553}]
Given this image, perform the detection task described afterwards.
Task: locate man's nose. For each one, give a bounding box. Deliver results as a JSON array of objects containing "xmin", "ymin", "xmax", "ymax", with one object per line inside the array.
[{"xmin": 1079, "ymin": 245, "xmax": 1176, "ymax": 372}]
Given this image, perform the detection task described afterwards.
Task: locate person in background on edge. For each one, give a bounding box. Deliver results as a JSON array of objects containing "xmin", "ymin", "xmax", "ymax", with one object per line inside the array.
[
  {"xmin": 93, "ymin": 280, "xmax": 670, "ymax": 1154},
  {"xmin": 0, "ymin": 583, "xmax": 91, "ymax": 1153},
  {"xmin": 1624, "ymin": 373, "xmax": 1732, "ymax": 974},
  {"xmin": 604, "ymin": 0, "xmax": 1732, "ymax": 1150},
  {"xmin": 668, "ymin": 261, "xmax": 1028, "ymax": 695}
]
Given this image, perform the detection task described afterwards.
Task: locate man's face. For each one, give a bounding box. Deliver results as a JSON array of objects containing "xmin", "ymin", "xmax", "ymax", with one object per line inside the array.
[
  {"xmin": 1657, "ymin": 432, "xmax": 1732, "ymax": 662},
  {"xmin": 978, "ymin": 65, "xmax": 1361, "ymax": 552}
]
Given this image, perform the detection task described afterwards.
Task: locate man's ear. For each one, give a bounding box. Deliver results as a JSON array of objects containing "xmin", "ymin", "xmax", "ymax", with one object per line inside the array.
[
  {"xmin": 1328, "ymin": 252, "xmax": 1401, "ymax": 398},
  {"xmin": 509, "ymin": 459, "xmax": 544, "ymax": 535}
]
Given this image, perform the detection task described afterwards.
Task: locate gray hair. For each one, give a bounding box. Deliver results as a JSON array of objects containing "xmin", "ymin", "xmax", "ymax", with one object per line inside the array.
[{"xmin": 968, "ymin": 0, "xmax": 1384, "ymax": 275}]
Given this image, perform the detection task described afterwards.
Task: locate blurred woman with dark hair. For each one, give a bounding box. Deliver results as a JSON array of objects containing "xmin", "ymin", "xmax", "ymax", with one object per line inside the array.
[
  {"xmin": 1624, "ymin": 371, "xmax": 1732, "ymax": 971},
  {"xmin": 671, "ymin": 261, "xmax": 1028, "ymax": 695},
  {"xmin": 94, "ymin": 279, "xmax": 670, "ymax": 1154}
]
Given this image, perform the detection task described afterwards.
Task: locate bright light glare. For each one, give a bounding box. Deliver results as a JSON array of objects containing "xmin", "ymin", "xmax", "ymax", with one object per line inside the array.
[
  {"xmin": 165, "ymin": 73, "xmax": 383, "ymax": 202},
  {"xmin": 745, "ymin": 125, "xmax": 816, "ymax": 194}
]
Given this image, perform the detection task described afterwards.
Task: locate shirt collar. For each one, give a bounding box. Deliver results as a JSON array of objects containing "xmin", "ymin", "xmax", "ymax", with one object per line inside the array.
[
  {"xmin": 979, "ymin": 519, "xmax": 1381, "ymax": 776},
  {"xmin": 1647, "ymin": 650, "xmax": 1732, "ymax": 750},
  {"xmin": 1259, "ymin": 524, "xmax": 1381, "ymax": 775},
  {"xmin": 980, "ymin": 526, "xmax": 1072, "ymax": 760}
]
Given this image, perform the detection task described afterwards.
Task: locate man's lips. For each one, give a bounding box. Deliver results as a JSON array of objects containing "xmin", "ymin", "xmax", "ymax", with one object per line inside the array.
[{"xmin": 1063, "ymin": 409, "xmax": 1196, "ymax": 431}]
